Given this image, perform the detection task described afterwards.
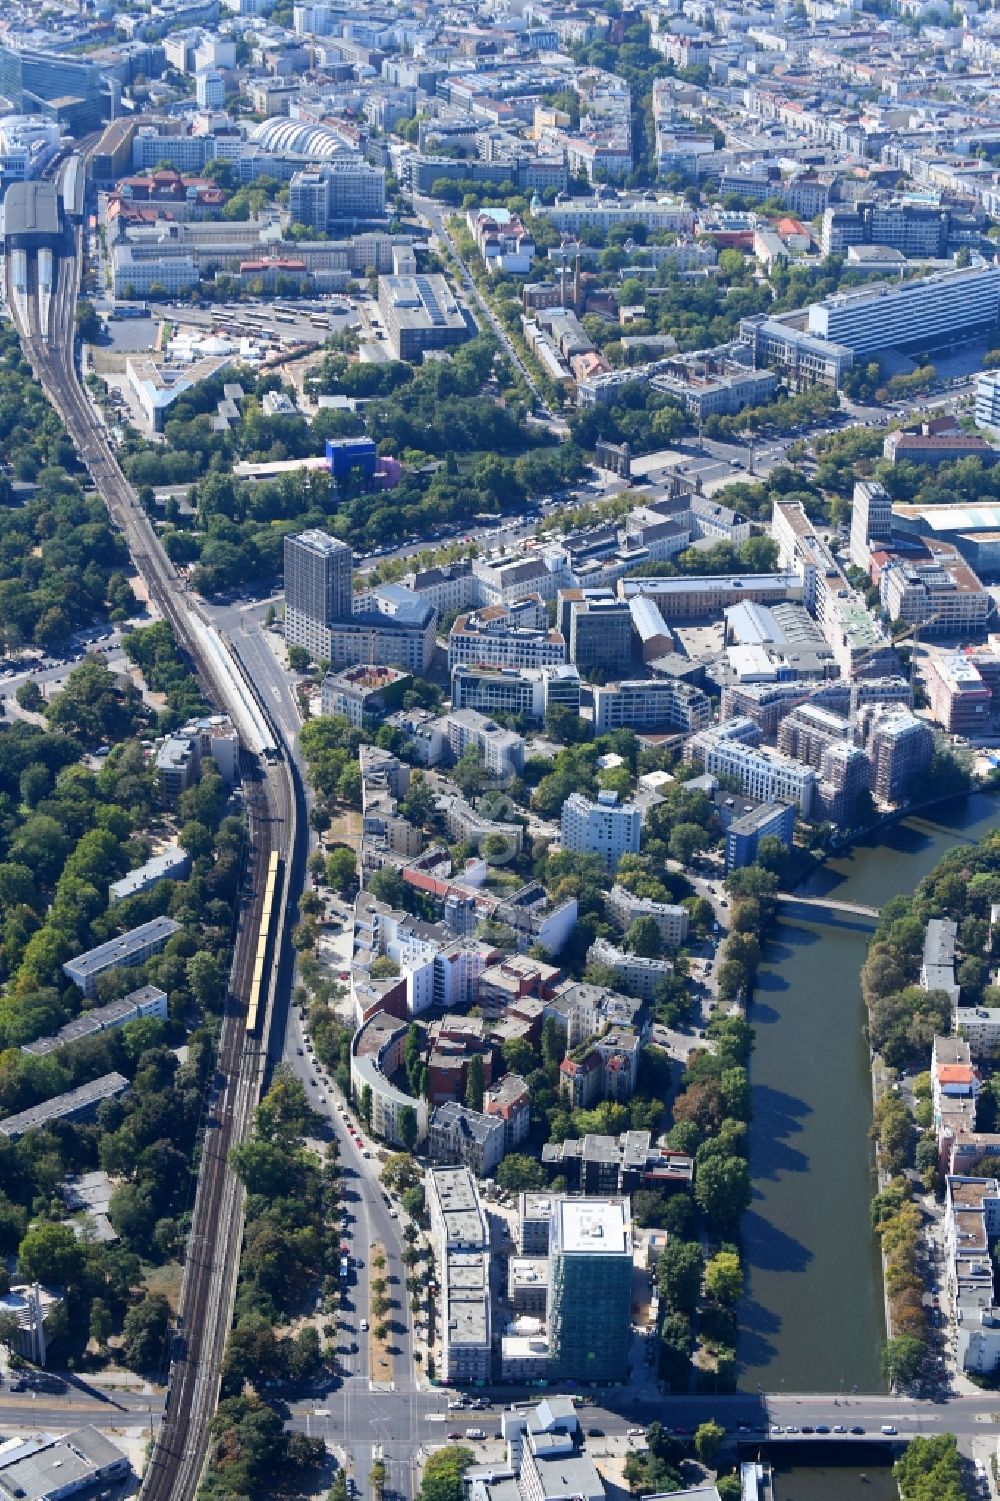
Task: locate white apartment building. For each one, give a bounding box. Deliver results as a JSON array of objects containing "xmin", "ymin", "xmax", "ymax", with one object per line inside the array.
[
  {"xmin": 448, "ymin": 601, "xmax": 565, "ymax": 674},
  {"xmin": 880, "ymin": 553, "xmax": 990, "ymax": 635},
  {"xmin": 427, "ymin": 1166, "xmax": 492, "ymax": 1384},
  {"xmin": 587, "ymin": 937, "xmax": 673, "ymax": 1002},
  {"xmin": 451, "ymin": 663, "xmax": 580, "ymax": 722},
  {"xmin": 534, "ymin": 196, "xmax": 695, "ymax": 235},
  {"xmin": 561, "ymin": 790, "xmax": 641, "ymax": 871},
  {"xmin": 195, "ymin": 69, "xmax": 225, "ymax": 109},
  {"xmin": 441, "ymin": 708, "xmax": 525, "ymax": 779},
  {"xmin": 945, "ymin": 1175, "xmax": 1000, "ymax": 1375},
  {"xmin": 403, "ymin": 562, "xmax": 480, "ymax": 615},
  {"xmin": 850, "ymin": 479, "xmax": 893, "ymax": 569},
  {"xmin": 473, "ymin": 554, "xmax": 562, "ymax": 606},
  {"xmin": 956, "ymin": 1006, "xmax": 1000, "ymax": 1053},
  {"xmin": 976, "ymin": 369, "xmax": 1000, "ymax": 430},
  {"xmin": 592, "ymin": 678, "xmax": 712, "ymax": 735},
  {"xmin": 689, "ymin": 724, "xmax": 817, "ymax": 817},
  {"xmin": 605, "ymin": 885, "xmax": 690, "ymax": 947}
]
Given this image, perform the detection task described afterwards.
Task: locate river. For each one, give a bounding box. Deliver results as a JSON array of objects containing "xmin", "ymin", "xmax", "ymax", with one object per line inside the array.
[{"xmin": 739, "ymin": 790, "xmax": 1000, "ymax": 1398}]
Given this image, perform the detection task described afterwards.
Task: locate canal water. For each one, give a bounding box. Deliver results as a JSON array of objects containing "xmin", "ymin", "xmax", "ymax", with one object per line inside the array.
[
  {"xmin": 774, "ymin": 1461, "xmax": 897, "ymax": 1501},
  {"xmin": 739, "ymin": 791, "xmax": 1000, "ymax": 1396}
]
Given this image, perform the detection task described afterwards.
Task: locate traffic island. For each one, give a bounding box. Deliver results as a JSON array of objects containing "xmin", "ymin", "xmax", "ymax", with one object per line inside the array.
[{"xmin": 368, "ymin": 1240, "xmax": 394, "ymax": 1389}]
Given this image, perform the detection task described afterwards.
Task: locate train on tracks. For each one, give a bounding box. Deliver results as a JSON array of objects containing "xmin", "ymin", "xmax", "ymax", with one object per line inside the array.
[{"xmin": 246, "ymin": 849, "xmax": 280, "ymax": 1036}]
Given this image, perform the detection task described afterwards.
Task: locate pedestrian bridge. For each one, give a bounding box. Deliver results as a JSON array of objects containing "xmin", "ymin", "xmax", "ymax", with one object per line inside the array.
[{"xmin": 775, "ymin": 892, "xmax": 880, "ymax": 927}]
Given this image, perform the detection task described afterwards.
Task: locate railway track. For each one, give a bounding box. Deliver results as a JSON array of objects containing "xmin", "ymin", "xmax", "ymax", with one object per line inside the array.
[{"xmin": 7, "ymin": 198, "xmax": 301, "ymax": 1501}]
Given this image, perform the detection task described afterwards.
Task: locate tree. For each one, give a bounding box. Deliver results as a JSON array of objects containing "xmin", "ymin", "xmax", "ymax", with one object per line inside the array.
[
  {"xmin": 188, "ymin": 950, "xmax": 224, "ymax": 1009},
  {"xmin": 625, "ymin": 914, "xmax": 662, "ymax": 958},
  {"xmin": 465, "ymin": 1053, "xmax": 485, "ymax": 1112},
  {"xmin": 881, "ymin": 1333, "xmax": 925, "ymax": 1390},
  {"xmin": 15, "ymin": 681, "xmax": 42, "ymax": 712},
  {"xmin": 657, "ymin": 1239, "xmax": 704, "ymax": 1316},
  {"xmin": 326, "ymin": 845, "xmax": 357, "ymax": 894},
  {"xmin": 18, "ymin": 1222, "xmax": 85, "ymax": 1286},
  {"xmin": 894, "ymin": 1433, "xmax": 964, "ymax": 1501},
  {"xmin": 502, "ymin": 1036, "xmax": 535, "ymax": 1076},
  {"xmin": 694, "ymin": 1419, "xmax": 725, "ymax": 1466},
  {"xmin": 497, "ymin": 1154, "xmax": 546, "ymax": 1192},
  {"xmin": 0, "ymin": 1311, "xmax": 21, "ymax": 1352},
  {"xmin": 122, "ymin": 1291, "xmax": 171, "ymax": 1372},
  {"xmin": 398, "ymin": 1104, "xmax": 418, "ymax": 1152},
  {"xmin": 704, "ymin": 1250, "xmax": 742, "ymax": 1305},
  {"xmin": 694, "ymin": 1155, "xmax": 751, "ymax": 1231},
  {"xmin": 76, "ymin": 300, "xmax": 102, "ymax": 342},
  {"xmin": 361, "ymin": 1083, "xmax": 373, "ymax": 1128},
  {"xmin": 89, "ymin": 1296, "xmax": 112, "ymax": 1347},
  {"xmin": 418, "ymin": 1446, "xmax": 474, "ymax": 1501},
  {"xmin": 668, "ymin": 822, "xmax": 709, "ymax": 867}
]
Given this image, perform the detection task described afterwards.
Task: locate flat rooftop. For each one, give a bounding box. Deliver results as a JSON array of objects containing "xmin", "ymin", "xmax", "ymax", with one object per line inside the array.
[
  {"xmin": 3, "ymin": 180, "xmax": 59, "ymax": 240},
  {"xmin": 556, "ymin": 1196, "xmax": 631, "ymax": 1256}
]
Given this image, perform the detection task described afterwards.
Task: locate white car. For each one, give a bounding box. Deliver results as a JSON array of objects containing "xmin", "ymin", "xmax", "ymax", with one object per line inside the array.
[{"xmin": 360, "ymin": 1318, "xmax": 369, "ymax": 1331}]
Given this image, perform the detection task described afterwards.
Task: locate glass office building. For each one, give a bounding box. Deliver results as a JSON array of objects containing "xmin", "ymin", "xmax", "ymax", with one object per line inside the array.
[{"xmin": 0, "ymin": 44, "xmax": 115, "ymax": 134}]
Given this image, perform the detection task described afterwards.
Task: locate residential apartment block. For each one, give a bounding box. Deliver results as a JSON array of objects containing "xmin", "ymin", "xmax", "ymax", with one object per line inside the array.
[
  {"xmin": 427, "ymin": 1165, "xmax": 492, "ymax": 1384},
  {"xmin": 561, "ymin": 790, "xmax": 641, "ymax": 872},
  {"xmin": 592, "ymin": 678, "xmax": 712, "ymax": 735}
]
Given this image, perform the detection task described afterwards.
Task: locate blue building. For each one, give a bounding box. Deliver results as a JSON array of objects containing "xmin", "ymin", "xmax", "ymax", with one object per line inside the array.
[
  {"xmin": 325, "ymin": 436, "xmax": 377, "ymax": 485},
  {"xmin": 725, "ymin": 800, "xmax": 795, "ymax": 871}
]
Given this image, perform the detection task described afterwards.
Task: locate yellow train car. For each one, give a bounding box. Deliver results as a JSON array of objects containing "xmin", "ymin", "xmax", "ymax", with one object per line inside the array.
[{"xmin": 246, "ymin": 850, "xmax": 280, "ymax": 1036}]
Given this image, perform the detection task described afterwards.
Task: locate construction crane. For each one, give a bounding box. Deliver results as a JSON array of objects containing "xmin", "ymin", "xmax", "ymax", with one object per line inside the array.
[{"xmin": 848, "ymin": 609, "xmax": 941, "ymax": 683}]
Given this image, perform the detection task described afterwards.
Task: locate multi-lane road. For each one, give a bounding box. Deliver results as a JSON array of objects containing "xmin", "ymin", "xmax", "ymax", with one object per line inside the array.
[{"xmin": 413, "ymin": 194, "xmax": 559, "ymax": 427}]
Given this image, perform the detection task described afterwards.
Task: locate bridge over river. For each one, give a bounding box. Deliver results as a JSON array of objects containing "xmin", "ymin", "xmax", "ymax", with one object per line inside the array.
[{"xmin": 775, "ymin": 891, "xmax": 880, "ymax": 926}]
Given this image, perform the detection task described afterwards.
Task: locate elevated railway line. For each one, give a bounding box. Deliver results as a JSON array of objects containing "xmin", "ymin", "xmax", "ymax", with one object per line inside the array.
[{"xmin": 6, "ymin": 164, "xmax": 302, "ymax": 1501}]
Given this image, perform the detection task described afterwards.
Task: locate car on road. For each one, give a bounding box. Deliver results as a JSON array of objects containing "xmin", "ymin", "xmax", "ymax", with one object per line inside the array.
[
  {"xmin": 785, "ymin": 1425, "xmax": 799, "ymax": 1434},
  {"xmin": 881, "ymin": 1425, "xmax": 897, "ymax": 1435},
  {"xmin": 815, "ymin": 1425, "xmax": 830, "ymax": 1434},
  {"xmin": 833, "ymin": 1425, "xmax": 847, "ymax": 1433},
  {"xmin": 850, "ymin": 1426, "xmax": 865, "ymax": 1435},
  {"xmin": 447, "ymin": 1433, "xmax": 463, "ymax": 1441},
  {"xmin": 770, "ymin": 1426, "xmax": 783, "ymax": 1435}
]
